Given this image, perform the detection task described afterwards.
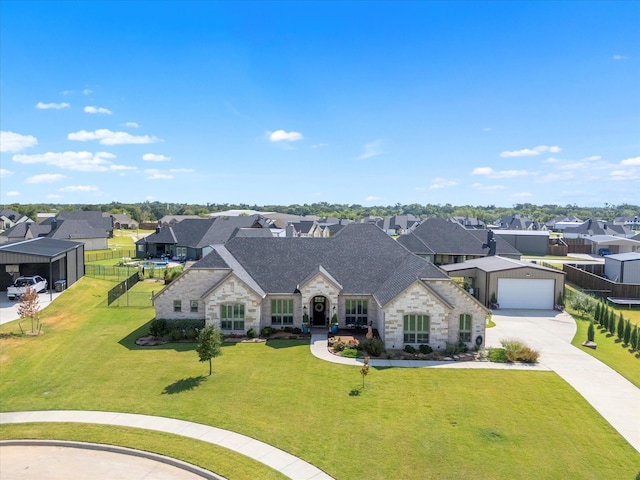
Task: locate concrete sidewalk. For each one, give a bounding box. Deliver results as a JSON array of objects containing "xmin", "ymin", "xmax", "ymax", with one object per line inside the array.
[
  {"xmin": 0, "ymin": 411, "xmax": 334, "ymax": 480},
  {"xmin": 0, "ymin": 291, "xmax": 64, "ymax": 326}
]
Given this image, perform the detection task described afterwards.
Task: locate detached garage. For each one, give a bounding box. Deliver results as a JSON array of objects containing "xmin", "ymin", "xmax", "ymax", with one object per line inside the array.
[{"xmin": 441, "ymin": 256, "xmax": 565, "ymax": 310}]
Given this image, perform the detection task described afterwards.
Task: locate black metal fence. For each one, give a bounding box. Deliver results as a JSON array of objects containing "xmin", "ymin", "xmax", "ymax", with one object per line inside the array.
[
  {"xmin": 107, "ymin": 272, "xmax": 141, "ymax": 306},
  {"xmin": 85, "ymin": 264, "xmax": 141, "ymax": 281},
  {"xmin": 85, "ymin": 249, "xmax": 136, "ymax": 263}
]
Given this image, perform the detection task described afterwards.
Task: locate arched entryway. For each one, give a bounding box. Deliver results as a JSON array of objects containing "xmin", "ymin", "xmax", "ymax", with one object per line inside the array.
[{"xmin": 311, "ymin": 296, "xmax": 328, "ymax": 326}]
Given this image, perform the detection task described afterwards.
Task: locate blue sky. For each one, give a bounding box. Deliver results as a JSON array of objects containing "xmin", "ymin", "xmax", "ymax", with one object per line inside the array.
[{"xmin": 1, "ymin": 1, "xmax": 638, "ymax": 207}]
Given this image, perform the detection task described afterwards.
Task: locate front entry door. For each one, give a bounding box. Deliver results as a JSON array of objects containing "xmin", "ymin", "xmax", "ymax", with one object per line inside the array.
[{"xmin": 312, "ymin": 296, "xmax": 326, "ymax": 326}]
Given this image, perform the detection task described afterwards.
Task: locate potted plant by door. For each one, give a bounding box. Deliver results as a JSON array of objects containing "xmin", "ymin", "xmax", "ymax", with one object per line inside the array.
[
  {"xmin": 302, "ymin": 312, "xmax": 310, "ymax": 334},
  {"xmin": 330, "ymin": 312, "xmax": 339, "ymax": 334}
]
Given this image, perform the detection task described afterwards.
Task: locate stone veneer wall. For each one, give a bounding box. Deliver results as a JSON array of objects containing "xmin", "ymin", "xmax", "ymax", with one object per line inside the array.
[
  {"xmin": 204, "ymin": 274, "xmax": 262, "ymax": 334},
  {"xmin": 427, "ymin": 279, "xmax": 487, "ymax": 347},
  {"xmin": 383, "ymin": 281, "xmax": 451, "ymax": 350},
  {"xmin": 155, "ymin": 269, "xmax": 230, "ymax": 319},
  {"xmin": 299, "ymin": 273, "xmax": 340, "ymax": 323}
]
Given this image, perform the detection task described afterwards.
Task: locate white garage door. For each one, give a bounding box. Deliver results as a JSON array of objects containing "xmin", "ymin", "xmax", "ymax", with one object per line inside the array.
[{"xmin": 497, "ymin": 278, "xmax": 555, "ymax": 309}]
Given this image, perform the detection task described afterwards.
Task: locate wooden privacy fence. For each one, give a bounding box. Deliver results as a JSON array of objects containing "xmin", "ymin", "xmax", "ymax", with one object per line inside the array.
[{"xmin": 563, "ymin": 264, "xmax": 640, "ymax": 299}]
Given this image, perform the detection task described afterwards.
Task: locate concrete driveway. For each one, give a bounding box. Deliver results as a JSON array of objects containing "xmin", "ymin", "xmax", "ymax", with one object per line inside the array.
[
  {"xmin": 0, "ymin": 290, "xmax": 64, "ymax": 326},
  {"xmin": 486, "ymin": 309, "xmax": 640, "ymax": 453}
]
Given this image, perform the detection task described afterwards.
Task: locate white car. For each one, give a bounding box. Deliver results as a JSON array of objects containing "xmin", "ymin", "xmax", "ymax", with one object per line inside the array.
[{"xmin": 7, "ymin": 275, "xmax": 48, "ymax": 300}]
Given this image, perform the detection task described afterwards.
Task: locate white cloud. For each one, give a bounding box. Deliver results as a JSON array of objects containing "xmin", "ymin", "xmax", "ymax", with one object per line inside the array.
[
  {"xmin": 613, "ymin": 54, "xmax": 627, "ymax": 60},
  {"xmin": 68, "ymin": 129, "xmax": 161, "ymax": 145},
  {"xmin": 621, "ymin": 156, "xmax": 640, "ymax": 166},
  {"xmin": 429, "ymin": 177, "xmax": 459, "ymax": 189},
  {"xmin": 0, "ymin": 169, "xmax": 14, "ymax": 177},
  {"xmin": 36, "ymin": 101, "xmax": 70, "ymax": 110},
  {"xmin": 142, "ymin": 153, "xmax": 171, "ymax": 162},
  {"xmin": 471, "ymin": 167, "xmax": 531, "ymax": 178},
  {"xmin": 0, "ymin": 131, "xmax": 38, "ymax": 152},
  {"xmin": 471, "ymin": 167, "xmax": 494, "ymax": 176},
  {"xmin": 269, "ymin": 130, "xmax": 303, "ymax": 142},
  {"xmin": 169, "ymin": 168, "xmax": 194, "ymax": 173},
  {"xmin": 47, "ymin": 194, "xmax": 63, "ymax": 199},
  {"xmin": 358, "ymin": 140, "xmax": 384, "ymax": 160},
  {"xmin": 59, "ymin": 185, "xmax": 99, "ymax": 192},
  {"xmin": 26, "ymin": 173, "xmax": 66, "ymax": 184},
  {"xmin": 311, "ymin": 143, "xmax": 328, "ymax": 149},
  {"xmin": 144, "ymin": 169, "xmax": 173, "ymax": 180},
  {"xmin": 610, "ymin": 168, "xmax": 640, "ymax": 181},
  {"xmin": 364, "ymin": 195, "xmax": 382, "ymax": 201},
  {"xmin": 500, "ymin": 145, "xmax": 561, "ymax": 158},
  {"xmin": 124, "ymin": 122, "xmax": 139, "ymax": 128},
  {"xmin": 84, "ymin": 106, "xmax": 112, "ymax": 115},
  {"xmin": 472, "ymin": 183, "xmax": 506, "ymax": 191},
  {"xmin": 110, "ymin": 164, "xmax": 137, "ymax": 171},
  {"xmin": 81, "ymin": 89, "xmax": 93, "ymax": 95},
  {"xmin": 5, "ymin": 191, "xmax": 20, "ymax": 197},
  {"xmin": 483, "ymin": 127, "xmax": 492, "ymax": 132},
  {"xmin": 13, "ymin": 151, "xmax": 116, "ymax": 172}
]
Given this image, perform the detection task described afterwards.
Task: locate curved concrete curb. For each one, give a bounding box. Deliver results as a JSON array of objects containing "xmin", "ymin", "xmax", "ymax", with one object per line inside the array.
[
  {"xmin": 0, "ymin": 411, "xmax": 334, "ymax": 480},
  {"xmin": 0, "ymin": 439, "xmax": 224, "ymax": 479}
]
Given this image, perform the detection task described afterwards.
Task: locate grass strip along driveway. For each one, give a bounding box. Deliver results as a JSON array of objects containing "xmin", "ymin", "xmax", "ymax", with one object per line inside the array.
[{"xmin": 1, "ymin": 277, "xmax": 639, "ymax": 479}]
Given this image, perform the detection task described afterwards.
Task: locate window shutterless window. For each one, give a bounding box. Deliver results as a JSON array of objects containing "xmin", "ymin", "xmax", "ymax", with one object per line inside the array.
[
  {"xmin": 345, "ymin": 299, "xmax": 368, "ymax": 326},
  {"xmin": 403, "ymin": 314, "xmax": 430, "ymax": 344},
  {"xmin": 221, "ymin": 304, "xmax": 244, "ymax": 330},
  {"xmin": 190, "ymin": 300, "xmax": 198, "ymax": 313},
  {"xmin": 459, "ymin": 314, "xmax": 472, "ymax": 342},
  {"xmin": 271, "ymin": 299, "xmax": 293, "ymax": 325},
  {"xmin": 173, "ymin": 300, "xmax": 181, "ymax": 312}
]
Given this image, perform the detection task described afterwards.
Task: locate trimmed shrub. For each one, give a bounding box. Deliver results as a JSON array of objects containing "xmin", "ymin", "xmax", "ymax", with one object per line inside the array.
[
  {"xmin": 488, "ymin": 348, "xmax": 508, "ymax": 363},
  {"xmin": 404, "ymin": 345, "xmax": 417, "ymax": 354},
  {"xmin": 361, "ymin": 338, "xmax": 385, "ymax": 357},
  {"xmin": 341, "ymin": 348, "xmax": 359, "ymax": 358},
  {"xmin": 149, "ymin": 318, "xmax": 169, "ymax": 337},
  {"xmin": 260, "ymin": 326, "xmax": 274, "ymax": 338},
  {"xmin": 419, "ymin": 344, "xmax": 433, "ymax": 354},
  {"xmin": 623, "ymin": 320, "xmax": 631, "ymax": 346},
  {"xmin": 608, "ymin": 309, "xmax": 616, "ymax": 336},
  {"xmin": 587, "ymin": 321, "xmax": 595, "ymax": 342},
  {"xmin": 246, "ymin": 328, "xmax": 257, "ymax": 339},
  {"xmin": 168, "ymin": 328, "xmax": 184, "ymax": 341},
  {"xmin": 630, "ymin": 326, "xmax": 638, "ymax": 351}
]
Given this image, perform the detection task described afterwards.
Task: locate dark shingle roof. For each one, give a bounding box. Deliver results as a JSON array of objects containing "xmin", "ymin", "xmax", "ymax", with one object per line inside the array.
[
  {"xmin": 56, "ymin": 211, "xmax": 113, "ymax": 231},
  {"xmin": 49, "ymin": 219, "xmax": 108, "ymax": 239},
  {"xmin": 0, "ymin": 237, "xmax": 83, "ymax": 257},
  {"xmin": 400, "ymin": 217, "xmax": 521, "ymax": 257},
  {"xmin": 193, "ymin": 223, "xmax": 447, "ymax": 304}
]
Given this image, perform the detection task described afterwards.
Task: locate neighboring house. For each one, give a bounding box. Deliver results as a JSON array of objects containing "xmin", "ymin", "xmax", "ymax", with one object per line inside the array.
[
  {"xmin": 604, "ymin": 252, "xmax": 640, "ymax": 284},
  {"xmin": 448, "ymin": 217, "xmax": 486, "ymax": 229},
  {"xmin": 545, "ymin": 215, "xmax": 583, "ymax": 231},
  {"xmin": 374, "ymin": 214, "xmax": 421, "ymax": 235},
  {"xmin": 153, "ymin": 223, "xmax": 489, "ymax": 350},
  {"xmin": 397, "ymin": 217, "xmax": 521, "ymax": 265},
  {"xmin": 136, "ymin": 215, "xmax": 269, "ymax": 260},
  {"xmin": 441, "ymin": 256, "xmax": 566, "ymax": 310},
  {"xmin": 1, "ymin": 211, "xmax": 111, "ymax": 250},
  {"xmin": 158, "ymin": 215, "xmax": 203, "ymax": 227},
  {"xmin": 108, "ymin": 213, "xmax": 139, "ymax": 230},
  {"xmin": 0, "ymin": 222, "xmax": 51, "ymax": 244},
  {"xmin": 0, "ymin": 209, "xmax": 32, "ymax": 231},
  {"xmin": 562, "ymin": 219, "xmax": 634, "ymax": 238},
  {"xmin": 492, "ymin": 214, "xmax": 542, "ymax": 231},
  {"xmin": 583, "ymin": 235, "xmax": 640, "ymax": 255},
  {"xmin": 614, "ymin": 216, "xmax": 640, "ymax": 231}
]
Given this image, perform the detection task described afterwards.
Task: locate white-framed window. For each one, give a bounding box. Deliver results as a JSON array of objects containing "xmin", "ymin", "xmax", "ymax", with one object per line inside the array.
[
  {"xmin": 404, "ymin": 314, "xmax": 430, "ymax": 344},
  {"xmin": 221, "ymin": 304, "xmax": 244, "ymax": 330},
  {"xmin": 173, "ymin": 300, "xmax": 181, "ymax": 312},
  {"xmin": 459, "ymin": 314, "xmax": 472, "ymax": 342},
  {"xmin": 345, "ymin": 299, "xmax": 368, "ymax": 326},
  {"xmin": 177, "ymin": 246, "xmax": 187, "ymax": 257},
  {"xmin": 271, "ymin": 299, "xmax": 293, "ymax": 325},
  {"xmin": 190, "ymin": 300, "xmax": 199, "ymax": 313}
]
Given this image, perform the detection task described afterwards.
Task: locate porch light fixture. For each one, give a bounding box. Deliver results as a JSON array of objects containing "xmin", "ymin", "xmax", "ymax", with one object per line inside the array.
[{"xmin": 303, "ymin": 306, "xmax": 307, "ymax": 314}]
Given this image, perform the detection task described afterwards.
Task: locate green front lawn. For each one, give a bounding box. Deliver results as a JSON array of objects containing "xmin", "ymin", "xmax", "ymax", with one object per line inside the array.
[{"xmin": 1, "ymin": 278, "xmax": 638, "ymax": 479}]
